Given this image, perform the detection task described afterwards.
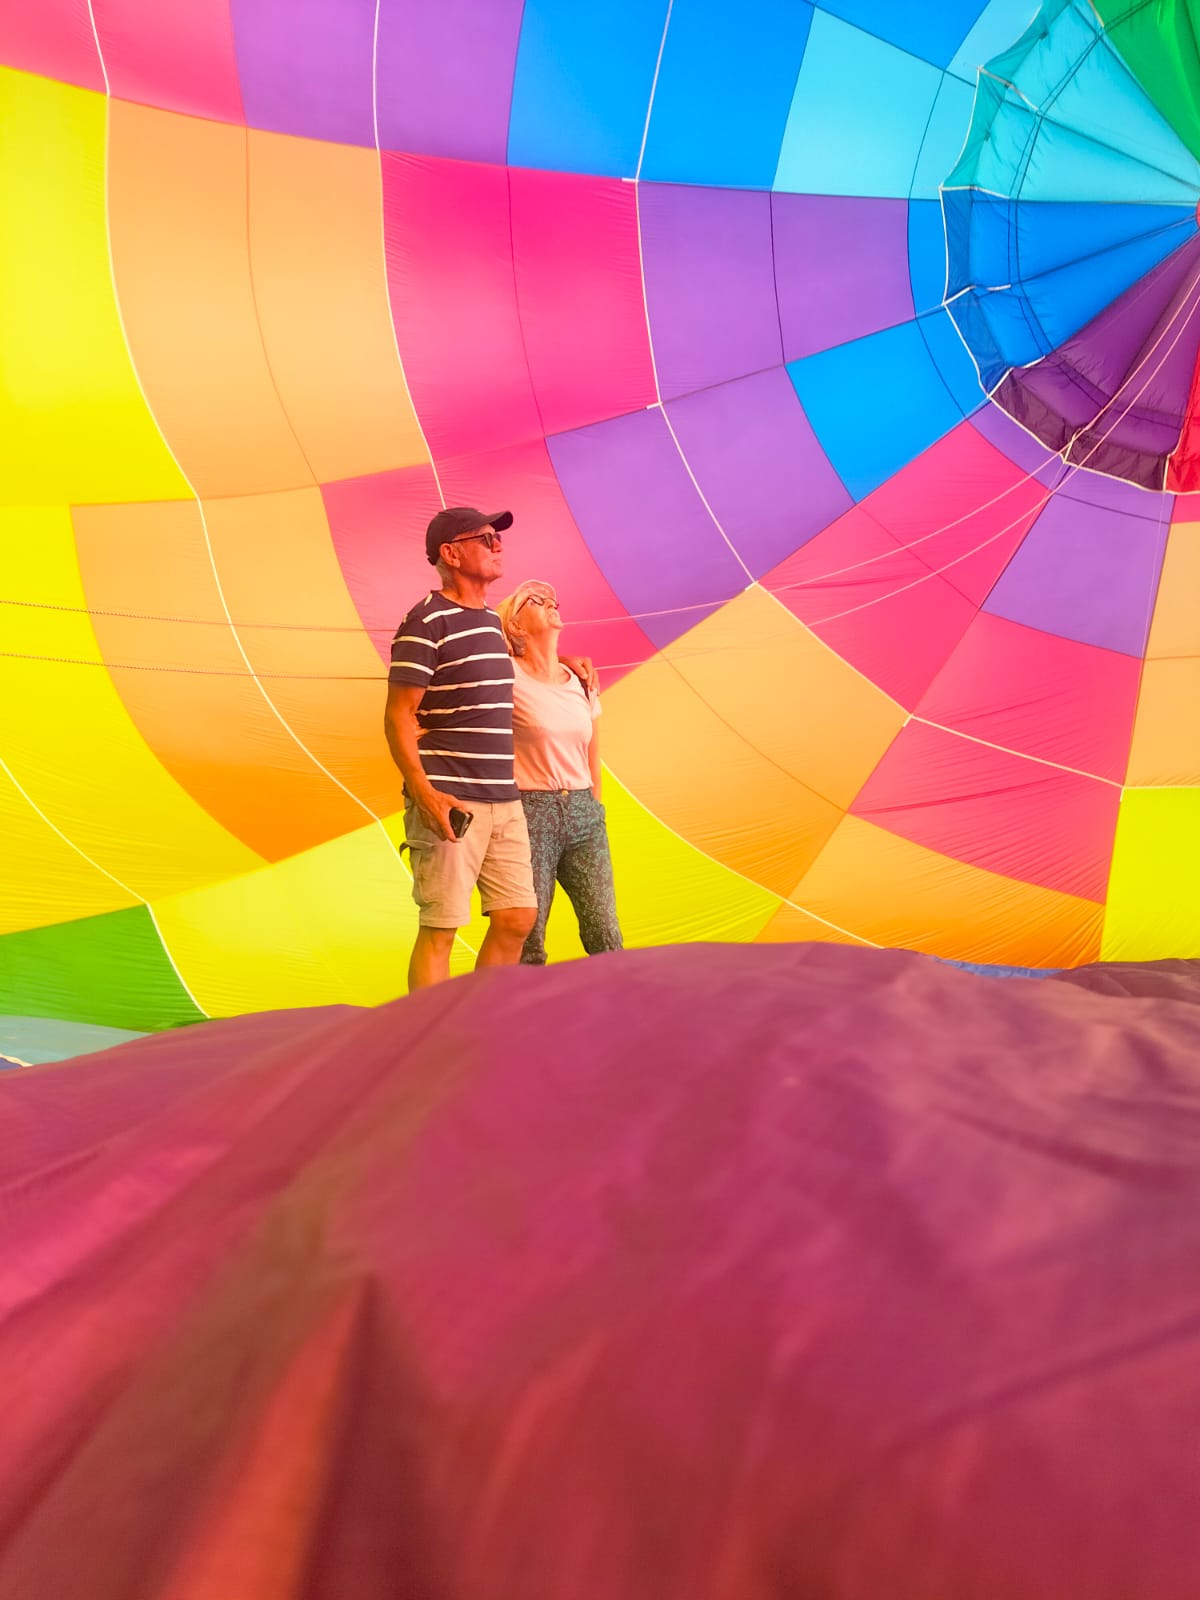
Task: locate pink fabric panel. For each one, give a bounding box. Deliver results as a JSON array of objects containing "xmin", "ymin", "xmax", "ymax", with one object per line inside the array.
[
  {"xmin": 850, "ymin": 719, "xmax": 1120, "ymax": 901},
  {"xmin": 917, "ymin": 612, "xmax": 1142, "ymax": 784},
  {"xmin": 94, "ymin": 0, "xmax": 243, "ymax": 123},
  {"xmin": 438, "ymin": 438, "xmax": 656, "ymax": 685},
  {"xmin": 381, "ymin": 153, "xmax": 544, "ymax": 461},
  {"xmin": 0, "ymin": 0, "xmax": 104, "ymax": 91},
  {"xmin": 322, "ymin": 464, "xmax": 441, "ymax": 661},
  {"xmin": 509, "ymin": 166, "xmax": 656, "ymax": 437}
]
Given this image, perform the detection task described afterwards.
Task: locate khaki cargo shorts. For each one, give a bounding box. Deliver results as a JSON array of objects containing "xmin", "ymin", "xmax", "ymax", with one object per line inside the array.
[{"xmin": 404, "ymin": 796, "xmax": 536, "ymax": 929}]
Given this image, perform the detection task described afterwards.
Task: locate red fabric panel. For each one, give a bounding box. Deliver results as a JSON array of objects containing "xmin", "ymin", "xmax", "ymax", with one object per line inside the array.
[
  {"xmin": 2, "ymin": 944, "xmax": 1198, "ymax": 1598},
  {"xmin": 0, "ymin": 0, "xmax": 104, "ymax": 91},
  {"xmin": 509, "ymin": 165, "xmax": 656, "ymax": 436},
  {"xmin": 917, "ymin": 612, "xmax": 1142, "ymax": 783},
  {"xmin": 850, "ymin": 719, "xmax": 1119, "ymax": 901},
  {"xmin": 94, "ymin": 0, "xmax": 243, "ymax": 122}
]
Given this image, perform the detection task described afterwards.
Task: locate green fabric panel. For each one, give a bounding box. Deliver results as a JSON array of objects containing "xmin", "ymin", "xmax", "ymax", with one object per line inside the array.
[
  {"xmin": 1096, "ymin": 0, "xmax": 1200, "ymax": 163},
  {"xmin": 0, "ymin": 906, "xmax": 205, "ymax": 1031}
]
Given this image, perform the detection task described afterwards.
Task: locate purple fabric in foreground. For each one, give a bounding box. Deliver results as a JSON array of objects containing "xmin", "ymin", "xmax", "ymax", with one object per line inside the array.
[
  {"xmin": 375, "ymin": 0, "xmax": 524, "ymax": 163},
  {"xmin": 548, "ymin": 406, "xmax": 748, "ymax": 648},
  {"xmin": 231, "ymin": 0, "xmax": 376, "ymax": 146},
  {"xmin": 984, "ymin": 488, "xmax": 1170, "ymax": 657},
  {"xmin": 664, "ymin": 367, "xmax": 852, "ymax": 576},
  {"xmin": 638, "ymin": 183, "xmax": 783, "ymax": 401},
  {"xmin": 773, "ymin": 193, "xmax": 914, "ymax": 362},
  {"xmin": 1, "ymin": 943, "xmax": 1198, "ymax": 1599}
]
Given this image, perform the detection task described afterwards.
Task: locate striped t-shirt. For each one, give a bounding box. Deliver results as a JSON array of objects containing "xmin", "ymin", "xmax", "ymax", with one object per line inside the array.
[{"xmin": 388, "ymin": 592, "xmax": 518, "ymax": 801}]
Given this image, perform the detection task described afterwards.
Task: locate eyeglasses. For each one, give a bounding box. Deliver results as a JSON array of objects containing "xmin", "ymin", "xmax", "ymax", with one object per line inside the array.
[
  {"xmin": 448, "ymin": 529, "xmax": 503, "ymax": 552},
  {"xmin": 514, "ymin": 592, "xmax": 558, "ymax": 618}
]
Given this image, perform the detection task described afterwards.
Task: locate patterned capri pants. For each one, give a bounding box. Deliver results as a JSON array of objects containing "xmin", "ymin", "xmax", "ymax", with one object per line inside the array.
[{"xmin": 519, "ymin": 789, "xmax": 623, "ymax": 966}]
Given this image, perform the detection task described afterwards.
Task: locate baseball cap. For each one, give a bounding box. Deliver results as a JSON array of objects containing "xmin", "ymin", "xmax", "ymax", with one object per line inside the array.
[
  {"xmin": 496, "ymin": 581, "xmax": 558, "ymax": 649},
  {"xmin": 425, "ymin": 506, "xmax": 514, "ymax": 565}
]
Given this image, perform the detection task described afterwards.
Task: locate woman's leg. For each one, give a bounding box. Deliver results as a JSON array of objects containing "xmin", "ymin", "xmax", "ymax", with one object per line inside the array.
[
  {"xmin": 520, "ymin": 793, "xmax": 562, "ymax": 965},
  {"xmin": 557, "ymin": 794, "xmax": 623, "ymax": 956}
]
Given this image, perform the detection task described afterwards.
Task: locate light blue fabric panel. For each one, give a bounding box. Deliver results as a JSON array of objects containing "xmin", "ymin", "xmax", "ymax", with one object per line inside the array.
[
  {"xmin": 814, "ymin": 0, "xmax": 991, "ymax": 69},
  {"xmin": 775, "ymin": 11, "xmax": 944, "ymax": 197}
]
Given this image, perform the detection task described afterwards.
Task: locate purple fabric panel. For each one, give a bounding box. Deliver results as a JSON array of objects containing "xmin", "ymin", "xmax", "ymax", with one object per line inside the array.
[
  {"xmin": 547, "ymin": 408, "xmax": 748, "ymax": 649},
  {"xmin": 231, "ymin": 0, "xmax": 375, "ymax": 145},
  {"xmin": 375, "ymin": 0, "xmax": 524, "ymax": 163},
  {"xmin": 773, "ymin": 194, "xmax": 914, "ymax": 362},
  {"xmin": 664, "ymin": 368, "xmax": 852, "ymax": 578},
  {"xmin": 639, "ymin": 184, "xmax": 782, "ymax": 403},
  {"xmin": 985, "ymin": 493, "xmax": 1170, "ymax": 658}
]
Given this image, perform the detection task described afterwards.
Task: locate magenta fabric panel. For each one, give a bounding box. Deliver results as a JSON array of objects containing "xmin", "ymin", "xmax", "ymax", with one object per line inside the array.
[
  {"xmin": 95, "ymin": 0, "xmax": 244, "ymax": 123},
  {"xmin": 917, "ymin": 612, "xmax": 1143, "ymax": 784},
  {"xmin": 2, "ymin": 944, "xmax": 1198, "ymax": 1598},
  {"xmin": 321, "ymin": 465, "xmax": 441, "ymax": 661},
  {"xmin": 850, "ymin": 719, "xmax": 1120, "ymax": 901},
  {"xmin": 509, "ymin": 166, "xmax": 657, "ymax": 438},
  {"xmin": 381, "ymin": 152, "xmax": 545, "ymax": 463},
  {"xmin": 0, "ymin": 0, "xmax": 104, "ymax": 91},
  {"xmin": 638, "ymin": 182, "xmax": 783, "ymax": 401}
]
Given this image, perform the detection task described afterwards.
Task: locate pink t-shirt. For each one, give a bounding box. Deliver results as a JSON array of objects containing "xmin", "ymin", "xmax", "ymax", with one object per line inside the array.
[{"xmin": 511, "ymin": 664, "xmax": 600, "ymax": 791}]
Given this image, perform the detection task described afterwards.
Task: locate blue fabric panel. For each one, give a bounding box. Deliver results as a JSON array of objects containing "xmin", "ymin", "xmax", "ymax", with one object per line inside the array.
[
  {"xmin": 787, "ymin": 319, "xmax": 967, "ymax": 500},
  {"xmin": 918, "ymin": 307, "xmax": 988, "ymax": 416},
  {"xmin": 909, "ymin": 199, "xmax": 950, "ymax": 312},
  {"xmin": 640, "ymin": 0, "xmax": 813, "ymax": 188},
  {"xmin": 507, "ymin": 0, "xmax": 669, "ymax": 175}
]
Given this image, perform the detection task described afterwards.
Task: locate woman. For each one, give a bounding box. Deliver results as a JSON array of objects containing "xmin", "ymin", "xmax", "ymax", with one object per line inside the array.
[{"xmin": 496, "ymin": 580, "xmax": 623, "ymax": 966}]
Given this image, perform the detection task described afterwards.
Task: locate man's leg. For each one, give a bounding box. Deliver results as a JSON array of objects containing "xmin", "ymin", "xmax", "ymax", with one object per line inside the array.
[
  {"xmin": 477, "ymin": 799, "xmax": 539, "ymax": 969},
  {"xmin": 408, "ymin": 925, "xmax": 459, "ymax": 990}
]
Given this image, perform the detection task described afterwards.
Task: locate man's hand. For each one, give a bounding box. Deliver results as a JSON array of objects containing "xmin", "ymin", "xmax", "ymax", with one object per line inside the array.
[
  {"xmin": 562, "ymin": 654, "xmax": 599, "ymax": 695},
  {"xmin": 416, "ymin": 788, "xmax": 471, "ymax": 843}
]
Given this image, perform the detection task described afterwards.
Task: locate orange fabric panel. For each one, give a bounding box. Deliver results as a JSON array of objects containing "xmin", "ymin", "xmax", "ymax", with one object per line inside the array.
[
  {"xmin": 665, "ymin": 586, "xmax": 906, "ymax": 808},
  {"xmin": 1126, "ymin": 658, "xmax": 1200, "ymax": 787},
  {"xmin": 1146, "ymin": 516, "xmax": 1200, "ymax": 658},
  {"xmin": 246, "ymin": 129, "xmax": 430, "ymax": 485},
  {"xmin": 106, "ymin": 101, "xmax": 312, "ymax": 498},
  {"xmin": 753, "ymin": 902, "xmax": 866, "ymax": 947},
  {"xmin": 791, "ymin": 816, "xmax": 1104, "ymax": 968},
  {"xmin": 73, "ymin": 498, "xmax": 379, "ymax": 858}
]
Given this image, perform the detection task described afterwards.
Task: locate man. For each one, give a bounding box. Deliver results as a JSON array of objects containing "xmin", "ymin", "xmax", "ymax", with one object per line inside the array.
[{"xmin": 384, "ymin": 507, "xmax": 594, "ymax": 990}]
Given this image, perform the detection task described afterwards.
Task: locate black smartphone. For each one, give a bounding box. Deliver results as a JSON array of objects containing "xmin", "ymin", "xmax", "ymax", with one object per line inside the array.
[{"xmin": 448, "ymin": 806, "xmax": 474, "ymax": 839}]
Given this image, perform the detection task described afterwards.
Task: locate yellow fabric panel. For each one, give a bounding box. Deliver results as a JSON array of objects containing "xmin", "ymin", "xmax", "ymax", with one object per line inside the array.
[
  {"xmin": 247, "ymin": 129, "xmax": 431, "ymax": 482},
  {"xmin": 0, "ymin": 69, "xmax": 188, "ymax": 507},
  {"xmin": 1126, "ymin": 658, "xmax": 1200, "ymax": 786},
  {"xmin": 792, "ymin": 814, "xmax": 1103, "ymax": 968},
  {"xmin": 667, "ymin": 586, "xmax": 906, "ymax": 806},
  {"xmin": 1146, "ymin": 518, "xmax": 1200, "ymax": 658},
  {"xmin": 1103, "ymin": 788, "xmax": 1200, "ymax": 959},
  {"xmin": 0, "ymin": 759, "xmax": 136, "ymax": 935},
  {"xmin": 0, "ymin": 505, "xmax": 262, "ymax": 922},
  {"xmin": 601, "ymin": 651, "xmax": 843, "ymax": 896},
  {"xmin": 154, "ymin": 819, "xmax": 421, "ymax": 1016}
]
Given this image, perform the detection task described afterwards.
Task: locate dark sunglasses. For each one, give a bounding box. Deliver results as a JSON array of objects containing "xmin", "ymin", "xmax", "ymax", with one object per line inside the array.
[
  {"xmin": 514, "ymin": 592, "xmax": 557, "ymax": 618},
  {"xmin": 448, "ymin": 529, "xmax": 503, "ymax": 552}
]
